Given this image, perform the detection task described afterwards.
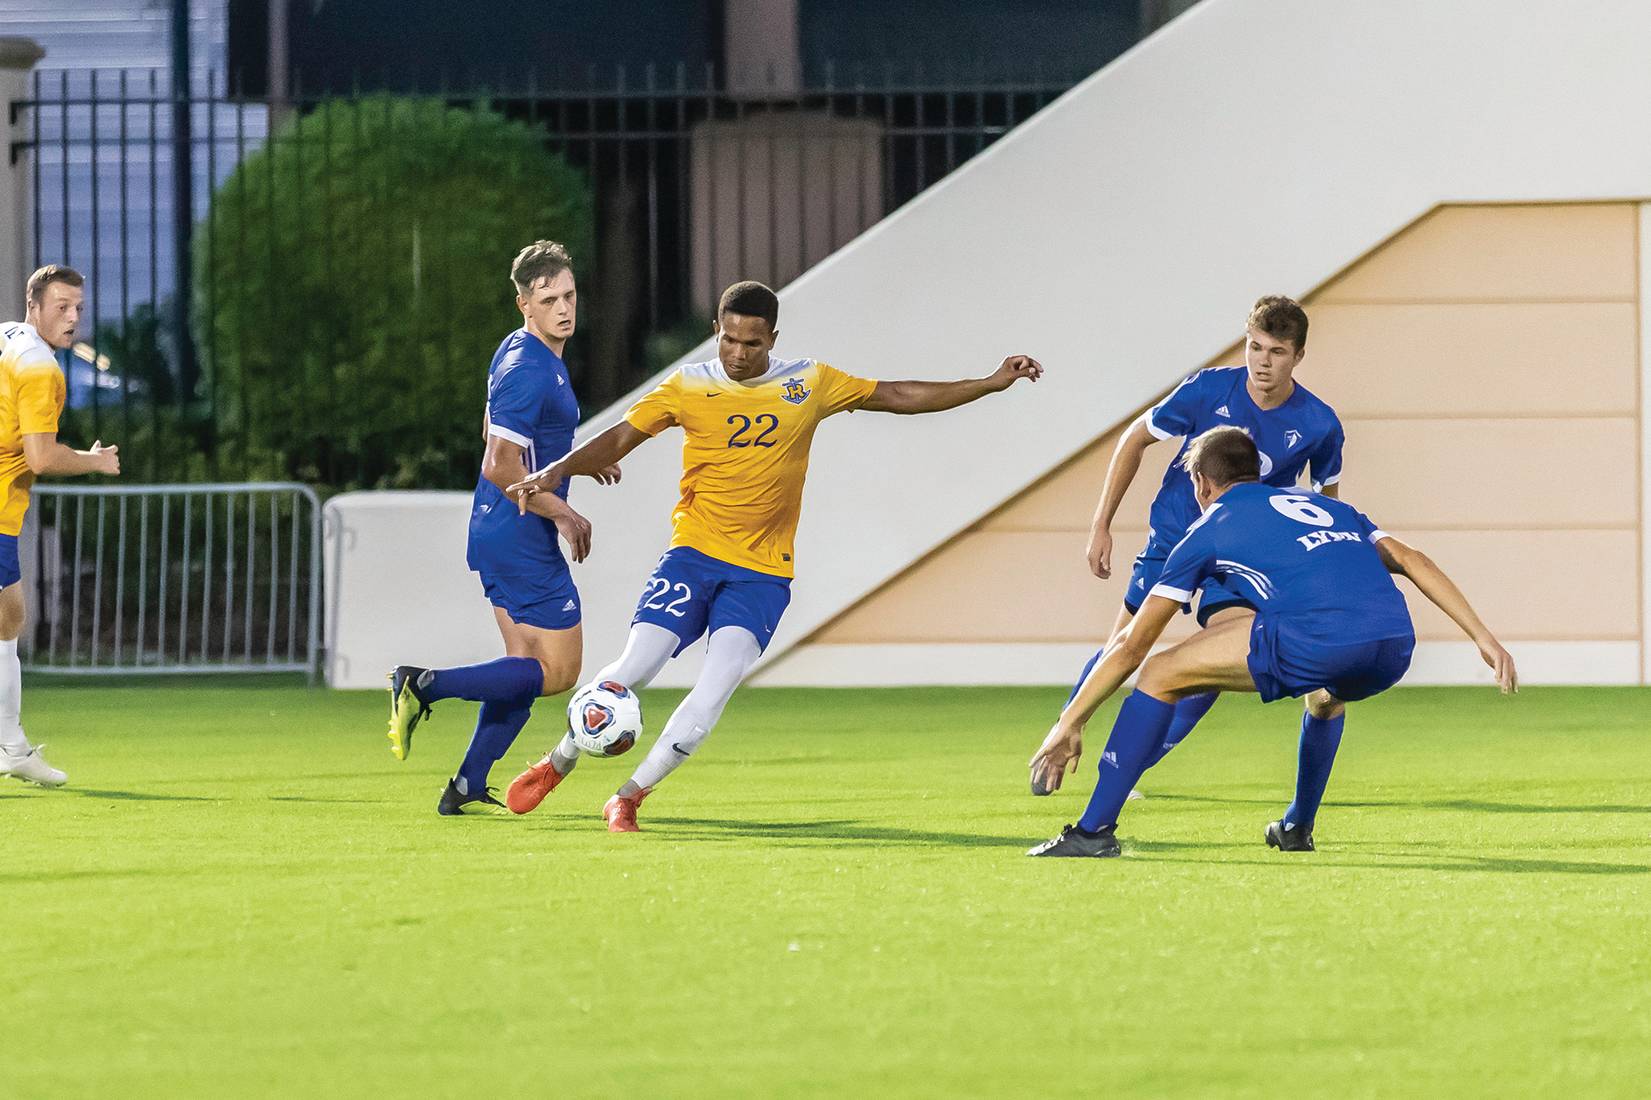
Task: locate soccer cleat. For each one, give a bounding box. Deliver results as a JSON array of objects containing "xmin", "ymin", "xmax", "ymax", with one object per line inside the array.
[
  {"xmin": 386, "ymin": 665, "xmax": 433, "ymax": 761},
  {"xmin": 602, "ymin": 787, "xmax": 651, "ymax": 833},
  {"xmin": 506, "ymin": 751, "xmax": 568, "ymax": 815},
  {"xmin": 1027, "ymin": 823, "xmax": 1121, "ymax": 858},
  {"xmin": 0, "ymin": 743, "xmax": 67, "ymax": 788},
  {"xmin": 1265, "ymin": 820, "xmax": 1315, "ymax": 852},
  {"xmin": 437, "ymin": 779, "xmax": 512, "ymax": 817}
]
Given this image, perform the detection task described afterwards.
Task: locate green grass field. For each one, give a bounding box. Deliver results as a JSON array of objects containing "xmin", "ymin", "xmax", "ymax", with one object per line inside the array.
[{"xmin": 4, "ymin": 678, "xmax": 1648, "ymax": 1098}]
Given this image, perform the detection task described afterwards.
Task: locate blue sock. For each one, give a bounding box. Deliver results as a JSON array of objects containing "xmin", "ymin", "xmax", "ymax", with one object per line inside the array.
[
  {"xmin": 1283, "ymin": 712, "xmax": 1346, "ymax": 831},
  {"xmin": 456, "ymin": 698, "xmax": 534, "ymax": 795},
  {"xmin": 421, "ymin": 656, "xmax": 542, "ymax": 704},
  {"xmin": 1144, "ymin": 692, "xmax": 1218, "ymax": 768},
  {"xmin": 1077, "ymin": 690, "xmax": 1175, "ymax": 832},
  {"xmin": 1065, "ymin": 647, "xmax": 1106, "ymax": 706}
]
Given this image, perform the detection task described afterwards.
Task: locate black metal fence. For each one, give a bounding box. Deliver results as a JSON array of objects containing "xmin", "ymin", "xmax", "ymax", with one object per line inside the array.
[{"xmin": 13, "ymin": 63, "xmax": 1084, "ymax": 489}]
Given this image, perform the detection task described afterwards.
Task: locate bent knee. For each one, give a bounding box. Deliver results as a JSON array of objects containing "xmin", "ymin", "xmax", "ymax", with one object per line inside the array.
[
  {"xmin": 1304, "ymin": 689, "xmax": 1345, "ymax": 720},
  {"xmin": 1135, "ymin": 654, "xmax": 1175, "ymax": 699},
  {"xmin": 537, "ymin": 660, "xmax": 580, "ymax": 696}
]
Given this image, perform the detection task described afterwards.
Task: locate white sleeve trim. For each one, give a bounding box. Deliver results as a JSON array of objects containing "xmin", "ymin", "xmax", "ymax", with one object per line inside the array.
[
  {"xmin": 487, "ymin": 423, "xmax": 532, "ymax": 448},
  {"xmin": 1312, "ymin": 472, "xmax": 1342, "ymax": 492},
  {"xmin": 1368, "ymin": 529, "xmax": 1392, "ymax": 544},
  {"xmin": 1139, "ymin": 410, "xmax": 1175, "ymax": 441},
  {"xmin": 1148, "ymin": 583, "xmax": 1194, "ymax": 603}
]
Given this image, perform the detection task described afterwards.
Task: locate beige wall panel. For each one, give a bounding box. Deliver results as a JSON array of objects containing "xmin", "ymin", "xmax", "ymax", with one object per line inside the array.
[
  {"xmin": 815, "ymin": 530, "xmax": 1204, "ymax": 645},
  {"xmin": 1317, "ymin": 204, "xmax": 1637, "ymax": 303},
  {"xmin": 1395, "ymin": 530, "xmax": 1638, "ymax": 640},
  {"xmin": 1337, "ymin": 417, "xmax": 1637, "ymax": 528},
  {"xmin": 1305, "ymin": 302, "xmax": 1639, "ymax": 418}
]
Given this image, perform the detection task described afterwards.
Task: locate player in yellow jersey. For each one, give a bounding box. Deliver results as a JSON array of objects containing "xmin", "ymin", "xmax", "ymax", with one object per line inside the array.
[
  {"xmin": 503, "ymin": 280, "xmax": 1041, "ymax": 831},
  {"xmin": 0, "ymin": 266, "xmax": 121, "ymax": 787}
]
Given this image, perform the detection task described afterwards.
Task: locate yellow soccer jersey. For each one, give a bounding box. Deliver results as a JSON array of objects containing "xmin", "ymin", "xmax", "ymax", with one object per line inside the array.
[
  {"xmin": 0, "ymin": 322, "xmax": 67, "ymax": 536},
  {"xmin": 624, "ymin": 356, "xmax": 877, "ymax": 577}
]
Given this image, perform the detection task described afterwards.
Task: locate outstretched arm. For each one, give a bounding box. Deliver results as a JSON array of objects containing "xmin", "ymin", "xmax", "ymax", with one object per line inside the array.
[
  {"xmin": 1377, "ymin": 536, "xmax": 1517, "ymax": 693},
  {"xmin": 1085, "ymin": 419, "xmax": 1157, "ymax": 579},
  {"xmin": 23, "ymin": 433, "xmax": 120, "ymax": 478},
  {"xmin": 1028, "ymin": 594, "xmax": 1180, "ymax": 791},
  {"xmin": 509, "ymin": 422, "xmax": 651, "ymax": 510},
  {"xmin": 858, "ymin": 355, "xmax": 1042, "ymax": 414}
]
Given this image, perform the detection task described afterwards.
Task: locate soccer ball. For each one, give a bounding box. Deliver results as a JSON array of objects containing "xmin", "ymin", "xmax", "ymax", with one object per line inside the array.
[{"xmin": 567, "ymin": 680, "xmax": 643, "ymax": 757}]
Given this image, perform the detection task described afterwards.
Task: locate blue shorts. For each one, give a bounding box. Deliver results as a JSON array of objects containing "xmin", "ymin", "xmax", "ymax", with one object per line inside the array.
[
  {"xmin": 478, "ymin": 568, "xmax": 581, "ymax": 631},
  {"xmin": 0, "ymin": 534, "xmax": 17, "ymax": 588},
  {"xmin": 1247, "ymin": 615, "xmax": 1415, "ymax": 703},
  {"xmin": 633, "ymin": 547, "xmax": 792, "ymax": 656},
  {"xmin": 1124, "ymin": 540, "xmax": 1248, "ymax": 624}
]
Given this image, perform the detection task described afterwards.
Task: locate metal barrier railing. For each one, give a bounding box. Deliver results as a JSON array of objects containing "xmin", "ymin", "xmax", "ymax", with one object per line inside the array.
[{"xmin": 21, "ymin": 483, "xmax": 321, "ymax": 680}]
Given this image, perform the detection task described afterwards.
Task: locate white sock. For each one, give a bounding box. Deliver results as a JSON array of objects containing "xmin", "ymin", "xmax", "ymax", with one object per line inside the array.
[
  {"xmin": 593, "ymin": 623, "xmax": 679, "ymax": 690},
  {"xmin": 0, "ymin": 638, "xmax": 26, "ymax": 755},
  {"xmin": 625, "ymin": 626, "xmax": 760, "ymax": 793},
  {"xmin": 550, "ymin": 732, "xmax": 581, "ymax": 774}
]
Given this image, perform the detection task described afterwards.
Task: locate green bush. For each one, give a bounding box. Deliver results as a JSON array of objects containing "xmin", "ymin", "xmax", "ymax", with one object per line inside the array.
[{"xmin": 195, "ymin": 95, "xmax": 592, "ymax": 491}]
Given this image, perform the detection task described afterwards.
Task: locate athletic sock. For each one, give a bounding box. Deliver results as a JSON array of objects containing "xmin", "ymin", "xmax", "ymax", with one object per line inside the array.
[
  {"xmin": 1064, "ymin": 646, "xmax": 1106, "ymax": 706},
  {"xmin": 1144, "ymin": 692, "xmax": 1218, "ymax": 768},
  {"xmin": 455, "ymin": 698, "xmax": 534, "ymax": 796},
  {"xmin": 419, "ymin": 656, "xmax": 541, "ymax": 704},
  {"xmin": 1283, "ymin": 712, "xmax": 1346, "ymax": 831},
  {"xmin": 549, "ymin": 732, "xmax": 581, "ymax": 776},
  {"xmin": 1077, "ymin": 690, "xmax": 1175, "ymax": 833},
  {"xmin": 0, "ymin": 638, "xmax": 26, "ymax": 755}
]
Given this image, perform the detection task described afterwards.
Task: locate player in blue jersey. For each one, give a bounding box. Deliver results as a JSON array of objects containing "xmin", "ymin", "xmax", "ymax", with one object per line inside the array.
[
  {"xmin": 383, "ymin": 241, "xmax": 619, "ymax": 816},
  {"xmin": 1026, "ymin": 426, "xmax": 1516, "ymax": 857},
  {"xmin": 1030, "ymin": 296, "xmax": 1345, "ymax": 797}
]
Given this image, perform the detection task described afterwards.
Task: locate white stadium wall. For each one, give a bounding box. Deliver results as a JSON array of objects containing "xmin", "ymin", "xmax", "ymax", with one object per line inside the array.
[{"xmin": 327, "ymin": 0, "xmax": 1651, "ymax": 688}]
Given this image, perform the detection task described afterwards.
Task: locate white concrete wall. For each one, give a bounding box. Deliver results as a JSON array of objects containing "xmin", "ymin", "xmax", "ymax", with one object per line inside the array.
[{"xmin": 326, "ymin": 0, "xmax": 1651, "ymax": 687}]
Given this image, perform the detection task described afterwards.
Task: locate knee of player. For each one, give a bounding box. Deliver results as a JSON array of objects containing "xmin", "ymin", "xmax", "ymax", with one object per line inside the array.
[
  {"xmin": 536, "ymin": 659, "xmax": 579, "ymax": 696},
  {"xmin": 1134, "ymin": 654, "xmax": 1177, "ymax": 701},
  {"xmin": 1305, "ymin": 691, "xmax": 1345, "ymax": 720}
]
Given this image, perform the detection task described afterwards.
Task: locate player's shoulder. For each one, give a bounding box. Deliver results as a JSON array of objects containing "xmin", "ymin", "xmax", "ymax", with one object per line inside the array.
[
  {"xmin": 1, "ymin": 322, "xmax": 57, "ymax": 371},
  {"xmin": 1289, "ymin": 380, "xmax": 1342, "ymax": 425}
]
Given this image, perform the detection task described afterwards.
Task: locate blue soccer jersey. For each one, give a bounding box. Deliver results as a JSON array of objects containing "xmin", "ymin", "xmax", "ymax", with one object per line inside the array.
[
  {"xmin": 1151, "ymin": 482, "xmax": 1412, "ymax": 645},
  {"xmin": 466, "ymin": 329, "xmax": 580, "ymax": 578},
  {"xmin": 1142, "ymin": 367, "xmax": 1344, "ymax": 550}
]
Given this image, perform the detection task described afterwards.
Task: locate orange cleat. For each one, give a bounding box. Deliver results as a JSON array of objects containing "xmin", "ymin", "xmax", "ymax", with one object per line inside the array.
[
  {"xmin": 602, "ymin": 787, "xmax": 651, "ymax": 833},
  {"xmin": 506, "ymin": 752, "xmax": 568, "ymax": 815}
]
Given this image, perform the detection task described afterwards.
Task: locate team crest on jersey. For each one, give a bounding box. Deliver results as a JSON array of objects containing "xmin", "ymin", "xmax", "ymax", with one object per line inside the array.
[
  {"xmin": 1284, "ymin": 429, "xmax": 1303, "ymax": 450},
  {"xmin": 780, "ymin": 377, "xmax": 811, "ymax": 405}
]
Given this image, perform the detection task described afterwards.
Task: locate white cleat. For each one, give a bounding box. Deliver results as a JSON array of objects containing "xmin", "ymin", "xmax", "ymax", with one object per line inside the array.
[
  {"xmin": 1, "ymin": 744, "xmax": 68, "ymax": 788},
  {"xmin": 1126, "ymin": 789, "xmax": 1145, "ymax": 801}
]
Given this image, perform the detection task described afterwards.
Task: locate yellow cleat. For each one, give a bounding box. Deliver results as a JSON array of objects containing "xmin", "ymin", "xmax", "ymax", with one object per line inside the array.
[{"xmin": 386, "ymin": 665, "xmax": 432, "ymax": 761}]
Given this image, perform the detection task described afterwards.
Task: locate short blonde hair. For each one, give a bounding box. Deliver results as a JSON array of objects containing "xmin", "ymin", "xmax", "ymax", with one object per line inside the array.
[{"xmin": 26, "ymin": 264, "xmax": 83, "ymax": 305}]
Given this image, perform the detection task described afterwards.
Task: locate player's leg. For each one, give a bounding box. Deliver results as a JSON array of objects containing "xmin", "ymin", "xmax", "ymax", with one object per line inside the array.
[
  {"xmin": 1266, "ymin": 689, "xmax": 1345, "ymax": 852},
  {"xmin": 386, "ymin": 573, "xmax": 575, "ymax": 761},
  {"xmin": 443, "ymin": 610, "xmax": 582, "ymax": 815},
  {"xmin": 0, "ymin": 565, "xmax": 66, "ymax": 788},
  {"xmin": 509, "ymin": 619, "xmax": 683, "ymax": 813},
  {"xmin": 1265, "ymin": 633, "xmax": 1413, "ymax": 851},
  {"xmin": 1032, "ymin": 615, "xmax": 1258, "ymax": 857},
  {"xmin": 1142, "ymin": 596, "xmax": 1251, "ymax": 768},
  {"xmin": 604, "ymin": 565, "xmax": 789, "ymax": 832}
]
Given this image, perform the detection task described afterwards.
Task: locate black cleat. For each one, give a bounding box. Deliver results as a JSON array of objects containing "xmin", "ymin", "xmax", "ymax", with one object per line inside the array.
[
  {"xmin": 437, "ymin": 779, "xmax": 511, "ymax": 817},
  {"xmin": 1265, "ymin": 820, "xmax": 1315, "ymax": 852},
  {"xmin": 1027, "ymin": 823, "xmax": 1121, "ymax": 858},
  {"xmin": 386, "ymin": 665, "xmax": 434, "ymax": 761}
]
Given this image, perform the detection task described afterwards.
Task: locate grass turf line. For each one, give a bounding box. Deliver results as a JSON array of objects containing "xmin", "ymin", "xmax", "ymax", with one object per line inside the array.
[{"xmin": 3, "ymin": 681, "xmax": 1648, "ymax": 1098}]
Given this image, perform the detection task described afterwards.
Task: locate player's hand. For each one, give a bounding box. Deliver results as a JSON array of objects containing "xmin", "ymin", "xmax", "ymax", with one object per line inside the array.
[
  {"xmin": 90, "ymin": 440, "xmax": 120, "ymax": 476},
  {"xmin": 553, "ymin": 506, "xmax": 593, "ymax": 563},
  {"xmin": 587, "ymin": 463, "xmax": 622, "ymax": 486},
  {"xmin": 1028, "ymin": 721, "xmax": 1083, "ymax": 793},
  {"xmin": 507, "ymin": 467, "xmax": 559, "ymax": 514},
  {"xmin": 1477, "ymin": 637, "xmax": 1518, "ymax": 695},
  {"xmin": 1086, "ymin": 527, "xmax": 1113, "ymax": 579},
  {"xmin": 988, "ymin": 355, "xmax": 1043, "ymax": 392}
]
